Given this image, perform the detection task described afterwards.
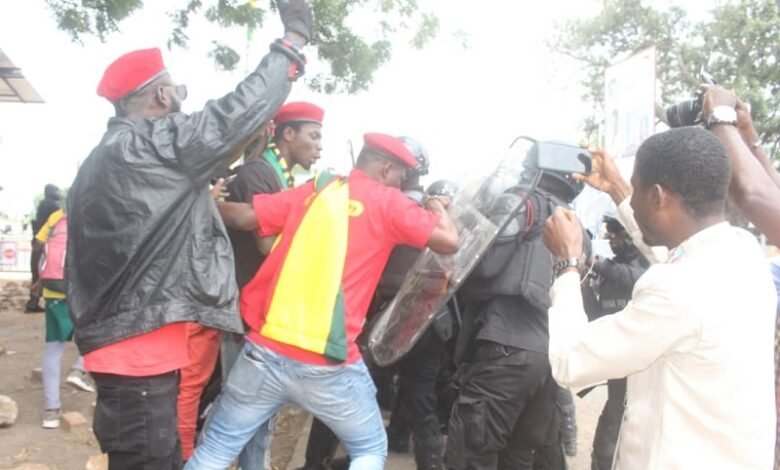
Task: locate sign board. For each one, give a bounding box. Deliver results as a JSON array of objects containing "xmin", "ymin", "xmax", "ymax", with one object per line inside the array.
[
  {"xmin": 0, "ymin": 236, "xmax": 31, "ymax": 272},
  {"xmin": 575, "ymin": 46, "xmax": 657, "ymax": 236},
  {"xmin": 604, "ymin": 46, "xmax": 657, "ymax": 161}
]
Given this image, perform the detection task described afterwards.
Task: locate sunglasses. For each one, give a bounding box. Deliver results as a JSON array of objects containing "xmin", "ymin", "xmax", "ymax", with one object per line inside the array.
[
  {"xmin": 166, "ymin": 83, "xmax": 188, "ymax": 101},
  {"xmin": 118, "ymin": 78, "xmax": 187, "ymax": 108}
]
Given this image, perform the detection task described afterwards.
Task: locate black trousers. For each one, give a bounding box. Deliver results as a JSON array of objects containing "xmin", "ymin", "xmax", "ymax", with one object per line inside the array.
[
  {"xmin": 28, "ymin": 244, "xmax": 41, "ymax": 304},
  {"xmin": 92, "ymin": 371, "xmax": 182, "ymax": 470},
  {"xmin": 390, "ymin": 327, "xmax": 445, "ymax": 439},
  {"xmin": 591, "ymin": 378, "xmax": 626, "ymax": 470},
  {"xmin": 446, "ymin": 343, "xmax": 560, "ymax": 470}
]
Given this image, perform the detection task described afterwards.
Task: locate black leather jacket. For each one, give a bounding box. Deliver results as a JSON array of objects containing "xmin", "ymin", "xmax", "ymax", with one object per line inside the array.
[{"xmin": 67, "ymin": 50, "xmax": 293, "ymax": 354}]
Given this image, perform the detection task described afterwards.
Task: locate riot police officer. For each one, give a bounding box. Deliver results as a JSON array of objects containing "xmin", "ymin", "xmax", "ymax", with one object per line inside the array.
[
  {"xmin": 382, "ymin": 175, "xmax": 458, "ymax": 470},
  {"xmin": 447, "ymin": 165, "xmax": 589, "ymax": 470}
]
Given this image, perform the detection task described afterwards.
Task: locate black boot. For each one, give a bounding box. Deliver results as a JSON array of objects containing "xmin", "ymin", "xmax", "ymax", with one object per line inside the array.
[
  {"xmin": 413, "ymin": 435, "xmax": 444, "ymax": 470},
  {"xmin": 591, "ymin": 411, "xmax": 622, "ymax": 470},
  {"xmin": 560, "ymin": 402, "xmax": 577, "ymax": 457}
]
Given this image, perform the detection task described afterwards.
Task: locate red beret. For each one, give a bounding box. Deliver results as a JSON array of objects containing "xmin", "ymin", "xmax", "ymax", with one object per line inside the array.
[
  {"xmin": 97, "ymin": 48, "xmax": 167, "ymax": 103},
  {"xmin": 363, "ymin": 133, "xmax": 416, "ymax": 168},
  {"xmin": 274, "ymin": 101, "xmax": 325, "ymax": 126}
]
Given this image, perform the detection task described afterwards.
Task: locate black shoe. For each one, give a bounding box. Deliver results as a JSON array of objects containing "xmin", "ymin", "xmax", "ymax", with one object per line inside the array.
[{"xmin": 24, "ymin": 300, "xmax": 44, "ymax": 313}]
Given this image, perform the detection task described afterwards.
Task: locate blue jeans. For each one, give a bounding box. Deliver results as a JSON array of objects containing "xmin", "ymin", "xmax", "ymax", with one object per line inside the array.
[
  {"xmin": 186, "ymin": 341, "xmax": 387, "ymax": 470},
  {"xmin": 218, "ymin": 333, "xmax": 271, "ymax": 470}
]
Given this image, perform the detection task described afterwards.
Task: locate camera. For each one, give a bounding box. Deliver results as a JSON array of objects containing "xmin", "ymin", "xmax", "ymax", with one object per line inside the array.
[{"xmin": 664, "ymin": 68, "xmax": 717, "ymax": 128}]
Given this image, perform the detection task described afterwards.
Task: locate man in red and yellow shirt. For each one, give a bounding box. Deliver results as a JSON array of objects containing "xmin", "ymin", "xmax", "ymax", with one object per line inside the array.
[{"xmin": 187, "ymin": 133, "xmax": 459, "ymax": 469}]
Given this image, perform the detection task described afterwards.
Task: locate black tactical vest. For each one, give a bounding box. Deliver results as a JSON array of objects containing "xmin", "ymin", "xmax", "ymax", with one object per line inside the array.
[{"xmin": 463, "ymin": 189, "xmax": 568, "ymax": 313}]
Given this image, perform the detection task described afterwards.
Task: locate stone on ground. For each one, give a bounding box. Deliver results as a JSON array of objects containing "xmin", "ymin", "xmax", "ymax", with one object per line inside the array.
[
  {"xmin": 85, "ymin": 454, "xmax": 108, "ymax": 470},
  {"xmin": 0, "ymin": 394, "xmax": 18, "ymax": 426},
  {"xmin": 62, "ymin": 411, "xmax": 89, "ymax": 431}
]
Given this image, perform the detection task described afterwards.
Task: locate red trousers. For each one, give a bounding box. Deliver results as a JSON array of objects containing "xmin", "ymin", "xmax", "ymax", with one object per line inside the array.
[{"xmin": 177, "ymin": 323, "xmax": 221, "ymax": 460}]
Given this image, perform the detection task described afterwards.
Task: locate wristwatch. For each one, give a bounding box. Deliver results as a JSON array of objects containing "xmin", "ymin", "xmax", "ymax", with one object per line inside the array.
[
  {"xmin": 553, "ymin": 257, "xmax": 582, "ymax": 278},
  {"xmin": 706, "ymin": 105, "xmax": 738, "ymax": 128}
]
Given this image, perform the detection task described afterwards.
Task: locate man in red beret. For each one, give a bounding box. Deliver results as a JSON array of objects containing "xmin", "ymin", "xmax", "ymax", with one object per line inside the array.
[
  {"xmin": 227, "ymin": 100, "xmax": 324, "ymax": 289},
  {"xmin": 185, "ymin": 133, "xmax": 460, "ymax": 469},
  {"xmin": 65, "ymin": 1, "xmax": 313, "ymax": 469}
]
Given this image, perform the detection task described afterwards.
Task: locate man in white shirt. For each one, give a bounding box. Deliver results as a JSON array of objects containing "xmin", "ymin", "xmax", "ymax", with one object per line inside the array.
[{"xmin": 542, "ymin": 126, "xmax": 776, "ymax": 469}]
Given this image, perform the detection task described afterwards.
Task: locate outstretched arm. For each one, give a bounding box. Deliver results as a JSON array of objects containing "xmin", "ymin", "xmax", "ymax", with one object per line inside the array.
[
  {"xmin": 702, "ymin": 85, "xmax": 780, "ymax": 246},
  {"xmin": 217, "ymin": 202, "xmax": 258, "ymax": 232}
]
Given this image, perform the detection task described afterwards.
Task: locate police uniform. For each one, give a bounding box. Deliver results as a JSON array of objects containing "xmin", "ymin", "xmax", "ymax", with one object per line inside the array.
[{"xmin": 447, "ymin": 185, "xmax": 579, "ymax": 470}]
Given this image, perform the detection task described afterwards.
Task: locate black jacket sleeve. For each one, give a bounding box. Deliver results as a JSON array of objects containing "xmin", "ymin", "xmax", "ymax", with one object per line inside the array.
[{"xmin": 139, "ymin": 52, "xmax": 294, "ymax": 186}]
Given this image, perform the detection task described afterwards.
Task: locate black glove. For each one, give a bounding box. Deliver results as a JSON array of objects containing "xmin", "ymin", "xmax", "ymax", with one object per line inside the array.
[{"xmin": 276, "ymin": 0, "xmax": 313, "ymax": 43}]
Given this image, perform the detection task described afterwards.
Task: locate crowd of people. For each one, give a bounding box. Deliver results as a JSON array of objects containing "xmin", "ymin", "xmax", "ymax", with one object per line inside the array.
[{"xmin": 20, "ymin": 0, "xmax": 780, "ymax": 469}]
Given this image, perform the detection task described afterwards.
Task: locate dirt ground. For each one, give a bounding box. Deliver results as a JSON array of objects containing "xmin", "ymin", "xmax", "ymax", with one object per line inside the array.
[
  {"xmin": 0, "ymin": 278, "xmax": 606, "ymax": 470},
  {"xmin": 0, "ymin": 279, "xmax": 306, "ymax": 470}
]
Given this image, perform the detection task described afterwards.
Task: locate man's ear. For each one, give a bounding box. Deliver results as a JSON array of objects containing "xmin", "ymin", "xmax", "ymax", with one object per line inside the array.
[
  {"xmin": 652, "ymin": 183, "xmax": 674, "ymax": 210},
  {"xmin": 153, "ymin": 85, "xmax": 169, "ymax": 111},
  {"xmin": 380, "ymin": 161, "xmax": 394, "ymax": 182},
  {"xmin": 282, "ymin": 125, "xmax": 297, "ymax": 143}
]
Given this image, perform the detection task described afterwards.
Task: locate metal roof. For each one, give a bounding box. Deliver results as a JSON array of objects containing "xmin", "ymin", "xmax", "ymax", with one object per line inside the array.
[{"xmin": 0, "ymin": 50, "xmax": 44, "ymax": 103}]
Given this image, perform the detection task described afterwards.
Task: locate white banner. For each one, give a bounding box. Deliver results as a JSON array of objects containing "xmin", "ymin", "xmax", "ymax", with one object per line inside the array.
[
  {"xmin": 575, "ymin": 46, "xmax": 657, "ymax": 236},
  {"xmin": 604, "ymin": 46, "xmax": 657, "ymax": 162}
]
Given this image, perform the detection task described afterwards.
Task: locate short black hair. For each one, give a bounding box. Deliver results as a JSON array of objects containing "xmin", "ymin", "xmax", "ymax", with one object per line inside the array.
[
  {"xmin": 634, "ymin": 127, "xmax": 731, "ymax": 217},
  {"xmin": 273, "ymin": 121, "xmax": 304, "ymax": 141}
]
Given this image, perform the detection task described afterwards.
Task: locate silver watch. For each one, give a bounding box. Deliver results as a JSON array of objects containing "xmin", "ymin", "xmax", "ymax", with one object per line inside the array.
[
  {"xmin": 553, "ymin": 257, "xmax": 582, "ymax": 278},
  {"xmin": 706, "ymin": 105, "xmax": 737, "ymax": 128}
]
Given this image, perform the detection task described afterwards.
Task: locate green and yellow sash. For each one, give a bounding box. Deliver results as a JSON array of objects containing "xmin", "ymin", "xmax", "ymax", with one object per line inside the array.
[{"xmin": 260, "ymin": 171, "xmax": 350, "ymax": 362}]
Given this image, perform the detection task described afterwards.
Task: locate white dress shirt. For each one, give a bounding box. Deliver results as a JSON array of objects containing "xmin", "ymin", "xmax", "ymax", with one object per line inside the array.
[{"xmin": 549, "ymin": 198, "xmax": 776, "ymax": 469}]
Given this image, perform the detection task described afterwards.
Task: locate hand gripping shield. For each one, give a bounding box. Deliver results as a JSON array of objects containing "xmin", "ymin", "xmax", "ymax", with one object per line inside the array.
[{"xmin": 368, "ymin": 137, "xmax": 543, "ymax": 366}]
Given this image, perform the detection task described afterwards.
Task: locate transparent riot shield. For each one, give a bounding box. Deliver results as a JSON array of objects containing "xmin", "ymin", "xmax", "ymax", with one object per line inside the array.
[{"xmin": 368, "ymin": 137, "xmax": 542, "ymax": 366}]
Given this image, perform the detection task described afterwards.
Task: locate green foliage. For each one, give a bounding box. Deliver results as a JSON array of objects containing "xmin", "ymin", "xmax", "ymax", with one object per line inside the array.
[
  {"xmin": 552, "ymin": 0, "xmax": 780, "ymax": 158},
  {"xmin": 208, "ymin": 41, "xmax": 242, "ymax": 70},
  {"xmin": 45, "ymin": 0, "xmax": 144, "ymax": 42},
  {"xmin": 44, "ymin": 0, "xmax": 438, "ymax": 94}
]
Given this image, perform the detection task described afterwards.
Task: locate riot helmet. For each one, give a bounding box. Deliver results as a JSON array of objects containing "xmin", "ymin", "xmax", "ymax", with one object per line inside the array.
[
  {"xmin": 399, "ymin": 136, "xmax": 430, "ymax": 177},
  {"xmin": 603, "ymin": 215, "xmax": 625, "ymax": 234},
  {"xmin": 426, "ymin": 179, "xmax": 460, "ymax": 199},
  {"xmin": 538, "ymin": 171, "xmax": 584, "ymax": 203},
  {"xmin": 603, "ymin": 214, "xmax": 634, "ymax": 257},
  {"xmin": 520, "ymin": 140, "xmax": 589, "ymax": 203}
]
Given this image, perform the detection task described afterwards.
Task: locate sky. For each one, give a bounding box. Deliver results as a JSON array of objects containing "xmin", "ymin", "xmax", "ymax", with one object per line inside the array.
[{"xmin": 0, "ymin": 0, "xmax": 603, "ymax": 220}]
